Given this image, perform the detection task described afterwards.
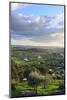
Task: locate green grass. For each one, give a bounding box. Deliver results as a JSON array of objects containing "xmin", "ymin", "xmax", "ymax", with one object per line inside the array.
[
  {"xmin": 37, "ymin": 84, "xmax": 59, "ymax": 95},
  {"xmin": 16, "ymin": 81, "xmax": 33, "ymax": 91},
  {"xmin": 11, "ymin": 79, "xmax": 64, "ymax": 97},
  {"xmin": 11, "ymin": 90, "xmax": 20, "ymax": 97}
]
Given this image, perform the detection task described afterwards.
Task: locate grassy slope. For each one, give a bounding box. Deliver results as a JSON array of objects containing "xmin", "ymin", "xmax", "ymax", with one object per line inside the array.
[{"xmin": 11, "ymin": 79, "xmax": 64, "ymax": 97}]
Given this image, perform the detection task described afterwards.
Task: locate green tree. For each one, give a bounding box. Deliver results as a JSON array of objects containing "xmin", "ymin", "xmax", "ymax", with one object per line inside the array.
[
  {"xmin": 28, "ymin": 67, "xmax": 45, "ymax": 93},
  {"xmin": 11, "ymin": 58, "xmax": 23, "ymax": 90},
  {"xmin": 37, "ymin": 61, "xmax": 48, "ymax": 75}
]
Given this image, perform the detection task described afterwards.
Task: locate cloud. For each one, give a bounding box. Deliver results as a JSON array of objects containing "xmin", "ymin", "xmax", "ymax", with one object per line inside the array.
[
  {"xmin": 11, "ymin": 35, "xmax": 64, "ymax": 47},
  {"xmin": 52, "ymin": 13, "xmax": 64, "ymax": 20},
  {"xmin": 11, "ymin": 13, "xmax": 64, "ymax": 47},
  {"xmin": 11, "ymin": 13, "xmax": 61, "ymax": 34},
  {"xmin": 58, "ymin": 21, "xmax": 64, "ymax": 27},
  {"xmin": 11, "ymin": 3, "xmax": 26, "ymax": 11}
]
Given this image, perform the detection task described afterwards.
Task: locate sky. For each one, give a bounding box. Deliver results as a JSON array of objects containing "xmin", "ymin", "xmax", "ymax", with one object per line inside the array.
[{"xmin": 11, "ymin": 2, "xmax": 64, "ymax": 47}]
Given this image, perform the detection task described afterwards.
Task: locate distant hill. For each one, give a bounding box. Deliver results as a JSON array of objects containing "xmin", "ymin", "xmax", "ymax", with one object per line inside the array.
[{"xmin": 11, "ymin": 45, "xmax": 64, "ymax": 53}]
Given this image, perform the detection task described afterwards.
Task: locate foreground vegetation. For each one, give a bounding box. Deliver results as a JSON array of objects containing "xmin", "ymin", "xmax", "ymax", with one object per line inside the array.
[
  {"xmin": 11, "ymin": 46, "xmax": 65, "ymax": 97},
  {"xmin": 11, "ymin": 80, "xmax": 64, "ymax": 97}
]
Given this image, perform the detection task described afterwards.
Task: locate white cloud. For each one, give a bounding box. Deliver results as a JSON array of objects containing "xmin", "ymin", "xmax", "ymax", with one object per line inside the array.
[
  {"xmin": 51, "ymin": 32, "xmax": 64, "ymax": 37},
  {"xmin": 35, "ymin": 16, "xmax": 45, "ymax": 23},
  {"xmin": 11, "ymin": 34, "xmax": 64, "ymax": 47},
  {"xmin": 11, "ymin": 13, "xmax": 64, "ymax": 47},
  {"xmin": 53, "ymin": 13, "xmax": 64, "ymax": 20},
  {"xmin": 11, "ymin": 3, "xmax": 26, "ymax": 11},
  {"xmin": 51, "ymin": 33, "xmax": 59, "ymax": 37},
  {"xmin": 17, "ymin": 13, "xmax": 23, "ymax": 17}
]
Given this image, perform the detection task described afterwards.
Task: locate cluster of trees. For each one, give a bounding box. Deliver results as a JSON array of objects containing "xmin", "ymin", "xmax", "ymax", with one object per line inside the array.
[
  {"xmin": 11, "ymin": 55, "xmax": 64, "ymax": 93},
  {"xmin": 11, "ymin": 57, "xmax": 49, "ymax": 92}
]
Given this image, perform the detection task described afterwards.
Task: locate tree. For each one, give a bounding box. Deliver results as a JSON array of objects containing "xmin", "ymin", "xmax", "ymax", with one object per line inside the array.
[
  {"xmin": 28, "ymin": 67, "xmax": 45, "ymax": 93},
  {"xmin": 37, "ymin": 61, "xmax": 48, "ymax": 75},
  {"xmin": 11, "ymin": 58, "xmax": 19, "ymax": 90},
  {"xmin": 11, "ymin": 58, "xmax": 24, "ymax": 90},
  {"xmin": 23, "ymin": 67, "xmax": 31, "ymax": 79}
]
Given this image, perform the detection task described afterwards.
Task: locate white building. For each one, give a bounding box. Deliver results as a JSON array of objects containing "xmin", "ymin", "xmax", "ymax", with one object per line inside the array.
[
  {"xmin": 38, "ymin": 56, "xmax": 42, "ymax": 59},
  {"xmin": 24, "ymin": 57, "xmax": 29, "ymax": 61}
]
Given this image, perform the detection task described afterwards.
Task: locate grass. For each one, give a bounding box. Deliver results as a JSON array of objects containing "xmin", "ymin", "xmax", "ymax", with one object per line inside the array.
[
  {"xmin": 37, "ymin": 83, "xmax": 59, "ymax": 95},
  {"xmin": 16, "ymin": 81, "xmax": 33, "ymax": 91},
  {"xmin": 11, "ymin": 79, "xmax": 64, "ymax": 97}
]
